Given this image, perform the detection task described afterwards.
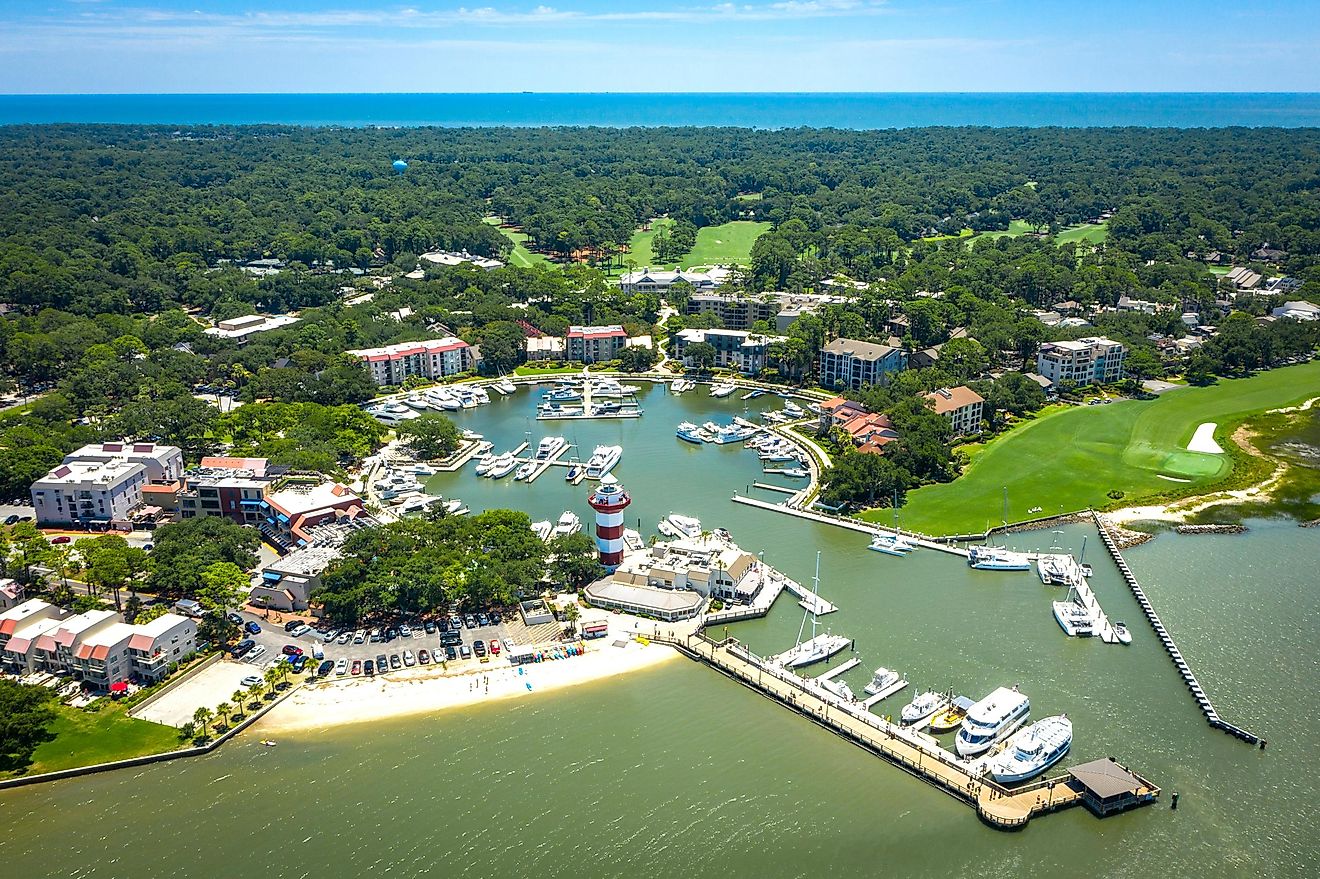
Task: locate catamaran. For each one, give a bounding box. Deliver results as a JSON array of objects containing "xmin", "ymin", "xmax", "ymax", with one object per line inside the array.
[
  {"xmin": 967, "ymin": 545, "xmax": 1032, "ymax": 571},
  {"xmin": 1052, "ymin": 583, "xmax": 1098, "ymax": 637},
  {"xmin": 869, "ymin": 532, "xmax": 915, "ymax": 556},
  {"xmin": 983, "ymin": 715, "xmax": 1073, "ymax": 784},
  {"xmin": 955, "ymin": 687, "xmax": 1031, "ymax": 758},
  {"xmin": 585, "ymin": 444, "xmax": 622, "ymax": 479},
  {"xmin": 772, "ymin": 551, "xmax": 851, "ymax": 669}
]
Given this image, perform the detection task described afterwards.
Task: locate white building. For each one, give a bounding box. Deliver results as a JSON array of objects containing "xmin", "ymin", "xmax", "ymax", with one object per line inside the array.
[
  {"xmin": 419, "ymin": 250, "xmax": 504, "ymax": 271},
  {"xmin": 0, "ymin": 600, "xmax": 69, "ymax": 674},
  {"xmin": 566, "ymin": 326, "xmax": 629, "ymax": 363},
  {"xmin": 1271, "ymin": 300, "xmax": 1320, "ymax": 322},
  {"xmin": 32, "ymin": 459, "xmax": 150, "ymax": 527},
  {"xmin": 584, "ymin": 535, "xmax": 770, "ymax": 621},
  {"xmin": 347, "ymin": 337, "xmax": 479, "ymax": 386},
  {"xmin": 1036, "ymin": 337, "xmax": 1127, "ymax": 387},
  {"xmin": 674, "ymin": 328, "xmax": 784, "ymax": 374},
  {"xmin": 818, "ymin": 338, "xmax": 907, "ymax": 390},
  {"xmin": 63, "ymin": 441, "xmax": 184, "ymax": 483},
  {"xmin": 618, "ymin": 267, "xmax": 730, "ymax": 295},
  {"xmin": 923, "ymin": 386, "xmax": 985, "ymax": 437},
  {"xmin": 204, "ymin": 313, "xmax": 302, "ymax": 340}
]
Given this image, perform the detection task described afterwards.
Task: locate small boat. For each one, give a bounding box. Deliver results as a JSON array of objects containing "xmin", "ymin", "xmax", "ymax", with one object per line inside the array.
[
  {"xmin": 585, "ymin": 444, "xmax": 622, "ymax": 479},
  {"xmin": 261, "ymin": 740, "xmax": 277, "ymax": 747},
  {"xmin": 543, "ymin": 387, "xmax": 583, "ymax": 402},
  {"xmin": 863, "ymin": 667, "xmax": 902, "ymax": 697},
  {"xmin": 657, "ymin": 519, "xmax": 681, "ymax": 538},
  {"xmin": 739, "ymin": 389, "xmax": 765, "ymax": 400},
  {"xmin": 513, "ymin": 461, "xmax": 536, "ymax": 481},
  {"xmin": 551, "ymin": 511, "xmax": 581, "ymax": 538},
  {"xmin": 901, "ymin": 691, "xmax": 950, "ymax": 725},
  {"xmin": 409, "ymin": 462, "xmax": 437, "ymax": 476},
  {"xmin": 818, "ymin": 677, "xmax": 855, "ymax": 702},
  {"xmin": 493, "ymin": 376, "xmax": 516, "ymax": 395},
  {"xmin": 564, "ymin": 462, "xmax": 583, "ymax": 481},
  {"xmin": 764, "ymin": 466, "xmax": 809, "ymax": 478},
  {"xmin": 984, "ymin": 715, "xmax": 1073, "ymax": 784},
  {"xmin": 967, "ymin": 545, "xmax": 1032, "ymax": 571},
  {"xmin": 1112, "ymin": 620, "xmax": 1132, "ymax": 645},
  {"xmin": 928, "ymin": 697, "xmax": 974, "ymax": 733},
  {"xmin": 403, "ymin": 395, "xmax": 431, "ymax": 410},
  {"xmin": 955, "ymin": 687, "xmax": 1031, "ymax": 758},
  {"xmin": 782, "ymin": 401, "xmax": 805, "ymax": 419},
  {"xmin": 676, "ymin": 421, "xmax": 706, "ymax": 444}
]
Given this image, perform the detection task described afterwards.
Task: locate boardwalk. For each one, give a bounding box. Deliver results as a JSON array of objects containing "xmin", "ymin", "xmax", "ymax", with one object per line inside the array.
[
  {"xmin": 731, "ymin": 494, "xmax": 969, "ymax": 557},
  {"xmin": 1092, "ymin": 511, "xmax": 1263, "ymax": 746}
]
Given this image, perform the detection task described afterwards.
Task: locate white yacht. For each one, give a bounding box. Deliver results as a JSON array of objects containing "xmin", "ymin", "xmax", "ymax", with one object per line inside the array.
[
  {"xmin": 409, "ymin": 462, "xmax": 437, "ymax": 476},
  {"xmin": 404, "ymin": 395, "xmax": 431, "ymax": 410},
  {"xmin": 427, "ymin": 389, "xmax": 461, "ymax": 411},
  {"xmin": 622, "ymin": 528, "xmax": 644, "ymax": 551},
  {"xmin": 900, "ymin": 691, "xmax": 949, "ymax": 725},
  {"xmin": 1052, "ymin": 585, "xmax": 1098, "ymax": 637},
  {"xmin": 493, "ymin": 376, "xmax": 516, "ymax": 395},
  {"xmin": 473, "ymin": 453, "xmax": 496, "ymax": 476},
  {"xmin": 863, "ymin": 667, "xmax": 903, "ymax": 697},
  {"xmin": 585, "ymin": 444, "xmax": 622, "ymax": 479},
  {"xmin": 1111, "ymin": 620, "xmax": 1132, "ymax": 645},
  {"xmin": 709, "ymin": 381, "xmax": 737, "ymax": 398},
  {"xmin": 551, "ymin": 511, "xmax": 581, "ymax": 538},
  {"xmin": 530, "ymin": 520, "xmax": 554, "ymax": 541},
  {"xmin": 473, "ymin": 387, "xmax": 490, "ymax": 405},
  {"xmin": 772, "ymin": 552, "xmax": 851, "ymax": 670},
  {"xmin": 984, "ymin": 715, "xmax": 1073, "ymax": 784},
  {"xmin": 967, "ymin": 545, "xmax": 1032, "ymax": 571},
  {"xmin": 671, "ymin": 379, "xmax": 695, "ymax": 394},
  {"xmin": 868, "ymin": 533, "xmax": 914, "ymax": 556},
  {"xmin": 513, "ymin": 461, "xmax": 536, "ymax": 481},
  {"xmin": 534, "ymin": 436, "xmax": 568, "ymax": 460},
  {"xmin": 676, "ymin": 422, "xmax": 706, "ymax": 444},
  {"xmin": 442, "ymin": 498, "xmax": 469, "ymax": 516},
  {"xmin": 591, "ymin": 378, "xmax": 640, "ymax": 397},
  {"xmin": 486, "ymin": 453, "xmax": 518, "ymax": 479},
  {"xmin": 782, "ymin": 400, "xmax": 805, "ymax": 419},
  {"xmin": 665, "ymin": 514, "xmax": 702, "ymax": 538},
  {"xmin": 955, "ymin": 687, "xmax": 1031, "ymax": 758},
  {"xmin": 818, "ymin": 677, "xmax": 856, "ymax": 702},
  {"xmin": 543, "ymin": 386, "xmax": 583, "ymax": 403}
]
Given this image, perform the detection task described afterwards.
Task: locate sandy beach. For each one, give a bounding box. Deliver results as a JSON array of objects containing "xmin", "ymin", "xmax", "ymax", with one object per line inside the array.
[{"xmin": 258, "ymin": 636, "xmax": 681, "ymax": 734}]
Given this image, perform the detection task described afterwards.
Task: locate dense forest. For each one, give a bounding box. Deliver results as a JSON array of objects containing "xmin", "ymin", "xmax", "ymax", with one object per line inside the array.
[{"xmin": 0, "ymin": 124, "xmax": 1317, "ymax": 504}]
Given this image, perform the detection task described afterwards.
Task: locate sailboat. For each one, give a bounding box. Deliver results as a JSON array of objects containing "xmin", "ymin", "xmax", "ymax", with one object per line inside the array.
[
  {"xmin": 771, "ymin": 551, "xmax": 851, "ymax": 669},
  {"xmin": 868, "ymin": 489, "xmax": 915, "ymax": 556},
  {"xmin": 968, "ymin": 487, "xmax": 1031, "ymax": 571}
]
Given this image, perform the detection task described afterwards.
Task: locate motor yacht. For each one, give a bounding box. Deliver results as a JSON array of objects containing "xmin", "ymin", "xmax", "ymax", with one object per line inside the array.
[
  {"xmin": 713, "ymin": 422, "xmax": 757, "ymax": 444},
  {"xmin": 473, "ymin": 454, "xmax": 496, "ymax": 476},
  {"xmin": 665, "ymin": 514, "xmax": 702, "ymax": 538},
  {"xmin": 473, "ymin": 388, "xmax": 490, "ymax": 405},
  {"xmin": 863, "ymin": 667, "xmax": 903, "ymax": 697},
  {"xmin": 409, "ymin": 462, "xmax": 437, "ymax": 476},
  {"xmin": 551, "ymin": 511, "xmax": 581, "ymax": 538},
  {"xmin": 984, "ymin": 715, "xmax": 1072, "ymax": 784},
  {"xmin": 485, "ymin": 453, "xmax": 518, "ymax": 479},
  {"xmin": 534, "ymin": 436, "xmax": 568, "ymax": 460},
  {"xmin": 900, "ymin": 691, "xmax": 949, "ymax": 725},
  {"xmin": 782, "ymin": 401, "xmax": 805, "ymax": 419},
  {"xmin": 671, "ymin": 379, "xmax": 695, "ymax": 394},
  {"xmin": 442, "ymin": 499, "xmax": 469, "ymax": 516},
  {"xmin": 404, "ymin": 395, "xmax": 431, "ymax": 410},
  {"xmin": 531, "ymin": 520, "xmax": 553, "ymax": 541},
  {"xmin": 955, "ymin": 687, "xmax": 1031, "ymax": 757},
  {"xmin": 543, "ymin": 386, "xmax": 583, "ymax": 403},
  {"xmin": 676, "ymin": 421, "xmax": 706, "ymax": 444},
  {"xmin": 585, "ymin": 444, "xmax": 622, "ymax": 479},
  {"xmin": 709, "ymin": 381, "xmax": 737, "ymax": 398},
  {"xmin": 591, "ymin": 378, "xmax": 640, "ymax": 397},
  {"xmin": 818, "ymin": 677, "xmax": 856, "ymax": 702},
  {"xmin": 868, "ymin": 533, "xmax": 914, "ymax": 556},
  {"xmin": 493, "ymin": 376, "xmax": 517, "ymax": 395},
  {"xmin": 1112, "ymin": 620, "xmax": 1132, "ymax": 645},
  {"xmin": 457, "ymin": 389, "xmax": 478, "ymax": 409},
  {"xmin": 426, "ymin": 389, "xmax": 461, "ymax": 411},
  {"xmin": 967, "ymin": 545, "xmax": 1032, "ymax": 571},
  {"xmin": 623, "ymin": 528, "xmax": 644, "ymax": 552},
  {"xmin": 513, "ymin": 461, "xmax": 536, "ymax": 481}
]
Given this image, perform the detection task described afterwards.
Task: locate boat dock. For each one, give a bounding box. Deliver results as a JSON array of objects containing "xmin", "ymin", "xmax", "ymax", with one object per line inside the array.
[
  {"xmin": 782, "ymin": 575, "xmax": 838, "ymax": 615},
  {"xmin": 731, "ymin": 494, "xmax": 969, "ymax": 558},
  {"xmin": 521, "ymin": 443, "xmax": 571, "ymax": 483},
  {"xmin": 861, "ymin": 678, "xmax": 910, "ymax": 709},
  {"xmin": 1092, "ymin": 511, "xmax": 1264, "ymax": 746},
  {"xmin": 813, "ymin": 658, "xmax": 859, "ymax": 681},
  {"xmin": 649, "ymin": 631, "xmax": 1158, "ymax": 829},
  {"xmin": 753, "ymin": 482, "xmax": 798, "ymax": 494},
  {"xmin": 433, "ymin": 437, "xmax": 489, "ymax": 473}
]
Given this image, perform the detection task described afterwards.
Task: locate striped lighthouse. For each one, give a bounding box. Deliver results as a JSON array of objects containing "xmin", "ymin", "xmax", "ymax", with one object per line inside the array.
[{"xmin": 587, "ymin": 475, "xmax": 632, "ymax": 570}]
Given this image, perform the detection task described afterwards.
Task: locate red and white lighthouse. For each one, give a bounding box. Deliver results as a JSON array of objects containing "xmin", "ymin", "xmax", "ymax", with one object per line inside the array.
[{"xmin": 587, "ymin": 475, "xmax": 632, "ymax": 570}]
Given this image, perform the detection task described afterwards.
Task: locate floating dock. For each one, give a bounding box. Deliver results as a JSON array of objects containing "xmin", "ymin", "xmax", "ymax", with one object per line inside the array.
[
  {"xmin": 861, "ymin": 678, "xmax": 910, "ymax": 709},
  {"xmin": 781, "ymin": 575, "xmax": 837, "ymax": 615},
  {"xmin": 1092, "ymin": 511, "xmax": 1263, "ymax": 746},
  {"xmin": 813, "ymin": 658, "xmax": 859, "ymax": 681},
  {"xmin": 731, "ymin": 494, "xmax": 969, "ymax": 558}
]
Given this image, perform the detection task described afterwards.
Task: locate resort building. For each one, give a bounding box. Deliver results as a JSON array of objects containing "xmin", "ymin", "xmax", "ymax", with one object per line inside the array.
[
  {"xmin": 1271, "ymin": 300, "xmax": 1320, "ymax": 321},
  {"xmin": 419, "ymin": 250, "xmax": 504, "ymax": 271},
  {"xmin": 673, "ymin": 328, "xmax": 785, "ymax": 374},
  {"xmin": 203, "ymin": 313, "xmax": 302, "ymax": 340},
  {"xmin": 177, "ymin": 457, "xmax": 274, "ymax": 526},
  {"xmin": 0, "ymin": 600, "xmax": 69, "ymax": 675},
  {"xmin": 818, "ymin": 338, "xmax": 907, "ymax": 390},
  {"xmin": 923, "ymin": 386, "xmax": 985, "ymax": 437},
  {"xmin": 525, "ymin": 335, "xmax": 565, "ymax": 361},
  {"xmin": 259, "ymin": 478, "xmax": 370, "ymax": 552},
  {"xmin": 30, "ymin": 439, "xmax": 184, "ymax": 527},
  {"xmin": 252, "ymin": 520, "xmax": 370, "ymax": 611},
  {"xmin": 618, "ymin": 267, "xmax": 730, "ymax": 295},
  {"xmin": 1036, "ymin": 337, "xmax": 1127, "ymax": 387},
  {"xmin": 584, "ymin": 535, "xmax": 771, "ymax": 622},
  {"xmin": 347, "ymin": 337, "xmax": 479, "ymax": 386},
  {"xmin": 566, "ymin": 325, "xmax": 629, "ymax": 363},
  {"xmin": 684, "ymin": 291, "xmax": 847, "ymax": 333},
  {"xmin": 0, "ymin": 579, "xmax": 23, "ymax": 611}
]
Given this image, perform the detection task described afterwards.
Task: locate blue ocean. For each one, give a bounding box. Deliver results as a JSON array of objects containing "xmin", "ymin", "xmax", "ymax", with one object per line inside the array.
[{"xmin": 1, "ymin": 93, "xmax": 1318, "ymax": 128}]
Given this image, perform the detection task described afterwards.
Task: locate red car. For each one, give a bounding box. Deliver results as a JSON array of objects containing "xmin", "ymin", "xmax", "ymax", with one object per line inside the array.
[
  {"xmin": 281, "ymin": 645, "xmax": 303, "ymax": 657},
  {"xmin": 51, "ymin": 535, "xmax": 72, "ymax": 544},
  {"xmin": 350, "ymin": 659, "xmax": 362, "ymax": 675},
  {"xmin": 488, "ymin": 640, "xmax": 501, "ymax": 655}
]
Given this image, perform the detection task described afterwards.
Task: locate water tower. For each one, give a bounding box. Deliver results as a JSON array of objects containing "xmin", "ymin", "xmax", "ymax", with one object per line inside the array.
[{"xmin": 587, "ymin": 475, "xmax": 632, "ymax": 571}]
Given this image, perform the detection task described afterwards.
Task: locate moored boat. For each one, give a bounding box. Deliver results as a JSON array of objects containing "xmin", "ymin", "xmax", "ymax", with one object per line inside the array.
[
  {"xmin": 486, "ymin": 453, "xmax": 518, "ymax": 478},
  {"xmin": 900, "ymin": 691, "xmax": 949, "ymax": 725},
  {"xmin": 585, "ymin": 444, "xmax": 622, "ymax": 478},
  {"xmin": 984, "ymin": 715, "xmax": 1073, "ymax": 784},
  {"xmin": 709, "ymin": 381, "xmax": 737, "ymax": 398},
  {"xmin": 928, "ymin": 696, "xmax": 975, "ymax": 733},
  {"xmin": 955, "ymin": 687, "xmax": 1031, "ymax": 757},
  {"xmin": 676, "ymin": 421, "xmax": 706, "ymax": 444},
  {"xmin": 868, "ymin": 533, "xmax": 914, "ymax": 556},
  {"xmin": 551, "ymin": 511, "xmax": 581, "ymax": 537},
  {"xmin": 863, "ymin": 667, "xmax": 902, "ymax": 696},
  {"xmin": 1112, "ymin": 620, "xmax": 1132, "ymax": 644},
  {"xmin": 665, "ymin": 513, "xmax": 702, "ymax": 537},
  {"xmin": 967, "ymin": 545, "xmax": 1032, "ymax": 571}
]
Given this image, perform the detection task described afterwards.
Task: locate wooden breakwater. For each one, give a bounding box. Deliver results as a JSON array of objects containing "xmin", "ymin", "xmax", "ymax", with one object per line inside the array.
[{"xmin": 1091, "ymin": 511, "xmax": 1264, "ymax": 746}]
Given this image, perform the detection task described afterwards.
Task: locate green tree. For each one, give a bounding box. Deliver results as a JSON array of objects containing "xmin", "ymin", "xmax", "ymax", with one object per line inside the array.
[
  {"xmin": 0, "ymin": 679, "xmax": 58, "ymax": 772},
  {"xmin": 548, "ymin": 532, "xmax": 602, "ymax": 590},
  {"xmin": 683, "ymin": 341, "xmax": 718, "ymax": 371},
  {"xmin": 192, "ymin": 706, "xmax": 213, "ymax": 739},
  {"xmin": 395, "ymin": 413, "xmax": 462, "ymax": 460},
  {"xmin": 563, "ymin": 601, "xmax": 581, "ymax": 637},
  {"xmin": 617, "ymin": 344, "xmax": 657, "ymax": 372},
  {"xmin": 147, "ymin": 518, "xmax": 259, "ymax": 599}
]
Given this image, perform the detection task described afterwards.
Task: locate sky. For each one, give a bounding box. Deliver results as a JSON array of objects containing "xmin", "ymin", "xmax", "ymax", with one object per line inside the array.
[{"xmin": 0, "ymin": 0, "xmax": 1318, "ymax": 94}]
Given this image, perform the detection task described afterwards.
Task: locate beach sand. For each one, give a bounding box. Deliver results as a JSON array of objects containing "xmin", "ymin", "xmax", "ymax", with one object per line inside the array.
[{"xmin": 257, "ymin": 637, "xmax": 681, "ymax": 734}]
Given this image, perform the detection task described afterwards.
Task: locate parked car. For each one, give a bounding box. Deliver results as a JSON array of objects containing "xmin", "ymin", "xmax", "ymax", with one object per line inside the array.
[
  {"xmin": 476, "ymin": 613, "xmax": 489, "ymax": 627},
  {"xmin": 226, "ymin": 613, "xmax": 244, "ymax": 626},
  {"xmin": 399, "ymin": 624, "xmax": 412, "ymax": 638},
  {"xmin": 241, "ymin": 674, "xmax": 262, "ymax": 688},
  {"xmin": 473, "ymin": 640, "xmax": 486, "ymax": 658},
  {"xmin": 489, "ymin": 640, "xmax": 501, "ymax": 656},
  {"xmin": 364, "ymin": 660, "xmax": 374, "ymax": 677},
  {"xmin": 323, "ymin": 629, "xmax": 340, "ymax": 642},
  {"xmin": 316, "ymin": 660, "xmax": 334, "ymax": 676},
  {"xmin": 281, "ymin": 645, "xmax": 303, "ymax": 657},
  {"xmin": 459, "ymin": 644, "xmax": 471, "ymax": 659},
  {"xmin": 464, "ymin": 615, "xmax": 477, "ymax": 629},
  {"xmin": 350, "ymin": 659, "xmax": 362, "ymax": 675},
  {"xmin": 375, "ymin": 655, "xmax": 388, "ymax": 674},
  {"xmin": 245, "ymin": 621, "xmax": 262, "ymax": 635},
  {"xmin": 369, "ymin": 628, "xmax": 382, "ymax": 642},
  {"xmin": 503, "ymin": 638, "xmax": 515, "ymax": 651},
  {"xmin": 389, "ymin": 654, "xmax": 402, "ymax": 670},
  {"xmin": 337, "ymin": 632, "xmax": 353, "ymax": 645},
  {"xmin": 444, "ymin": 645, "xmax": 457, "ymax": 661},
  {"xmin": 385, "ymin": 627, "xmax": 400, "ymax": 641},
  {"xmin": 284, "ymin": 620, "xmax": 302, "ymax": 633},
  {"xmin": 291, "ymin": 624, "xmax": 311, "ymax": 637},
  {"xmin": 3, "ymin": 514, "xmax": 18, "ymax": 525},
  {"xmin": 231, "ymin": 638, "xmax": 255, "ymax": 657},
  {"xmin": 418, "ymin": 649, "xmax": 430, "ymax": 665},
  {"xmin": 246, "ymin": 645, "xmax": 267, "ymax": 662},
  {"xmin": 352, "ymin": 630, "xmax": 366, "ymax": 644},
  {"xmin": 402, "ymin": 650, "xmax": 416, "ymax": 667},
  {"xmin": 51, "ymin": 535, "xmax": 71, "ymax": 544},
  {"xmin": 290, "ymin": 655, "xmax": 308, "ymax": 673},
  {"xmin": 423, "ymin": 620, "xmax": 436, "ymax": 635},
  {"xmin": 335, "ymin": 658, "xmax": 349, "ymax": 676}
]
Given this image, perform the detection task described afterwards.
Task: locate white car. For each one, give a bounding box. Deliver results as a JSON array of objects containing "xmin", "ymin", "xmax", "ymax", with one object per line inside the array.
[
  {"xmin": 334, "ymin": 658, "xmax": 348, "ymax": 676},
  {"xmin": 291, "ymin": 624, "xmax": 311, "ymax": 637},
  {"xmin": 403, "ymin": 650, "xmax": 416, "ymax": 667},
  {"xmin": 399, "ymin": 624, "xmax": 412, "ymax": 637},
  {"xmin": 337, "ymin": 632, "xmax": 353, "ymax": 645},
  {"xmin": 246, "ymin": 645, "xmax": 268, "ymax": 663},
  {"xmin": 352, "ymin": 630, "xmax": 366, "ymax": 644},
  {"xmin": 503, "ymin": 638, "xmax": 515, "ymax": 651},
  {"xmin": 323, "ymin": 629, "xmax": 340, "ymax": 642},
  {"xmin": 240, "ymin": 674, "xmax": 262, "ymax": 688}
]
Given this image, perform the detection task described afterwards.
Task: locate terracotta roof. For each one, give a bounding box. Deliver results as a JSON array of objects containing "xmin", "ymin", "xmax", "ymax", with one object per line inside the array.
[
  {"xmin": 0, "ymin": 618, "xmax": 18, "ymax": 636},
  {"xmin": 34, "ymin": 634, "xmax": 58, "ymax": 653},
  {"xmin": 924, "ymin": 386, "xmax": 984, "ymax": 414},
  {"xmin": 199, "ymin": 456, "xmax": 268, "ymax": 474},
  {"xmin": 5, "ymin": 636, "xmax": 34, "ymax": 654},
  {"xmin": 127, "ymin": 633, "xmax": 155, "ymax": 652}
]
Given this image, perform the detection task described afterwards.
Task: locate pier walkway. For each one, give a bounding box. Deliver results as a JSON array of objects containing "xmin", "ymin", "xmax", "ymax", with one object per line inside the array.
[
  {"xmin": 731, "ymin": 494, "xmax": 969, "ymax": 557},
  {"xmin": 813, "ymin": 658, "xmax": 859, "ymax": 681},
  {"xmin": 1092, "ymin": 511, "xmax": 1263, "ymax": 746},
  {"xmin": 781, "ymin": 575, "xmax": 838, "ymax": 615},
  {"xmin": 649, "ymin": 631, "xmax": 1121, "ymax": 829}
]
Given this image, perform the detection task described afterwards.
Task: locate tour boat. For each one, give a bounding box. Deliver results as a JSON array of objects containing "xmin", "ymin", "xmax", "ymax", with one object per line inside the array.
[
  {"xmin": 531, "ymin": 520, "xmax": 553, "ymax": 541},
  {"xmin": 863, "ymin": 667, "xmax": 902, "ymax": 697},
  {"xmin": 513, "ymin": 461, "xmax": 536, "ymax": 481},
  {"xmin": 585, "ymin": 444, "xmax": 622, "ymax": 479},
  {"xmin": 709, "ymin": 381, "xmax": 737, "ymax": 398},
  {"xmin": 818, "ymin": 677, "xmax": 856, "ymax": 702},
  {"xmin": 1052, "ymin": 584, "xmax": 1097, "ymax": 637},
  {"xmin": 676, "ymin": 422, "xmax": 706, "ymax": 444},
  {"xmin": 928, "ymin": 697, "xmax": 974, "ymax": 733},
  {"xmin": 868, "ymin": 533, "xmax": 914, "ymax": 556},
  {"xmin": 955, "ymin": 687, "xmax": 1031, "ymax": 758},
  {"xmin": 984, "ymin": 715, "xmax": 1073, "ymax": 784},
  {"xmin": 967, "ymin": 545, "xmax": 1032, "ymax": 571},
  {"xmin": 665, "ymin": 514, "xmax": 702, "ymax": 538},
  {"xmin": 900, "ymin": 691, "xmax": 950, "ymax": 725},
  {"xmin": 551, "ymin": 511, "xmax": 581, "ymax": 538},
  {"xmin": 1111, "ymin": 620, "xmax": 1132, "ymax": 645},
  {"xmin": 535, "ymin": 436, "xmax": 568, "ymax": 460},
  {"xmin": 486, "ymin": 453, "xmax": 518, "ymax": 479}
]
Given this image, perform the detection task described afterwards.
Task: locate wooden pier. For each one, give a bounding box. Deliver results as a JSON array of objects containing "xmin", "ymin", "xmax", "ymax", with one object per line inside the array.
[
  {"xmin": 648, "ymin": 631, "xmax": 1157, "ymax": 830},
  {"xmin": 1092, "ymin": 511, "xmax": 1263, "ymax": 746},
  {"xmin": 731, "ymin": 494, "xmax": 969, "ymax": 558},
  {"xmin": 813, "ymin": 658, "xmax": 859, "ymax": 681}
]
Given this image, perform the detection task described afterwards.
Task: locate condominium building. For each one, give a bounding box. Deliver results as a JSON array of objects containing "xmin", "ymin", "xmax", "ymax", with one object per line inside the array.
[
  {"xmin": 618, "ymin": 267, "xmax": 730, "ymax": 295},
  {"xmin": 31, "ymin": 459, "xmax": 149, "ymax": 527},
  {"xmin": 566, "ymin": 326, "xmax": 629, "ymax": 363},
  {"xmin": 178, "ymin": 457, "xmax": 273, "ymax": 526},
  {"xmin": 259, "ymin": 478, "xmax": 370, "ymax": 551},
  {"xmin": 1036, "ymin": 337, "xmax": 1127, "ymax": 386},
  {"xmin": 674, "ymin": 328, "xmax": 785, "ymax": 375},
  {"xmin": 0, "ymin": 600, "xmax": 69, "ymax": 674},
  {"xmin": 818, "ymin": 338, "xmax": 907, "ymax": 390},
  {"xmin": 924, "ymin": 386, "xmax": 986, "ymax": 437},
  {"xmin": 685, "ymin": 293, "xmax": 780, "ymax": 330},
  {"xmin": 347, "ymin": 337, "xmax": 479, "ymax": 386}
]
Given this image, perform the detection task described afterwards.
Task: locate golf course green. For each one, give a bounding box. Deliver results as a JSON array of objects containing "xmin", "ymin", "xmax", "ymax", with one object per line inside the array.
[{"xmin": 866, "ymin": 360, "xmax": 1320, "ymax": 535}]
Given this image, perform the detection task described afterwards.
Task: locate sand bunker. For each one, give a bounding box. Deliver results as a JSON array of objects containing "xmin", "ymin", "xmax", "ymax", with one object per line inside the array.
[{"xmin": 1187, "ymin": 422, "xmax": 1223, "ymax": 454}]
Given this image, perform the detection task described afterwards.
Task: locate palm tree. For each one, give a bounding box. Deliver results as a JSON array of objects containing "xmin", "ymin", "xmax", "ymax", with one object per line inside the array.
[
  {"xmin": 215, "ymin": 702, "xmax": 231, "ymax": 729},
  {"xmin": 231, "ymin": 689, "xmax": 247, "ymax": 719},
  {"xmin": 247, "ymin": 682, "xmax": 264, "ymax": 707},
  {"xmin": 264, "ymin": 666, "xmax": 280, "ymax": 695},
  {"xmin": 563, "ymin": 603, "xmax": 580, "ymax": 637},
  {"xmin": 193, "ymin": 706, "xmax": 213, "ymax": 739}
]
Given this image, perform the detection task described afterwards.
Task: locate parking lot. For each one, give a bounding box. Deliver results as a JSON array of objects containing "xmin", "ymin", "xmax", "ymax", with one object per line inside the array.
[{"xmin": 131, "ymin": 659, "xmax": 265, "ymax": 727}]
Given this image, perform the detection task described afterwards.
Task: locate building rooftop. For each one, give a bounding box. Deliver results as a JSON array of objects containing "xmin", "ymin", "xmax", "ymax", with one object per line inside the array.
[
  {"xmin": 821, "ymin": 337, "xmax": 902, "ymax": 361},
  {"xmin": 199, "ymin": 456, "xmax": 269, "ymax": 475},
  {"xmin": 567, "ymin": 325, "xmax": 628, "ymax": 339},
  {"xmin": 347, "ymin": 337, "xmax": 470, "ymax": 362},
  {"xmin": 584, "ymin": 579, "xmax": 706, "ymax": 615},
  {"xmin": 265, "ymin": 480, "xmax": 360, "ymax": 518},
  {"xmin": 924, "ymin": 386, "xmax": 984, "ymax": 414},
  {"xmin": 419, "ymin": 250, "xmax": 504, "ymax": 270},
  {"xmin": 1068, "ymin": 758, "xmax": 1151, "ymax": 799},
  {"xmin": 204, "ymin": 313, "xmax": 302, "ymax": 339},
  {"xmin": 37, "ymin": 458, "xmax": 145, "ymax": 486}
]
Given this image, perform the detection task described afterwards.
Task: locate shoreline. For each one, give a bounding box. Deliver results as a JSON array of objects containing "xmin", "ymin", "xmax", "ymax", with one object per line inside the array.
[{"xmin": 256, "ymin": 636, "xmax": 681, "ymax": 735}]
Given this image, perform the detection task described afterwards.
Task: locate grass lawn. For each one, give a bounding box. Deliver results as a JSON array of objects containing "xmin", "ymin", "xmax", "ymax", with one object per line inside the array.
[
  {"xmin": 1054, "ymin": 222, "xmax": 1110, "ymax": 246},
  {"xmin": 869, "ymin": 361, "xmax": 1320, "ymax": 535},
  {"xmin": 513, "ymin": 364, "xmax": 586, "ymax": 376},
  {"xmin": 483, "ymin": 217, "xmax": 551, "ymax": 269},
  {"xmin": 13, "ymin": 702, "xmax": 180, "ymax": 777},
  {"xmin": 625, "ymin": 219, "xmax": 771, "ymax": 270}
]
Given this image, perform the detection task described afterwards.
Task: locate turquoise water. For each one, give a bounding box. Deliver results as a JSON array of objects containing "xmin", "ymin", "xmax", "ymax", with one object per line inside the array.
[
  {"xmin": 1, "ymin": 385, "xmax": 1316, "ymax": 877},
  {"xmin": 3, "ymin": 92, "xmax": 1320, "ymax": 128}
]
